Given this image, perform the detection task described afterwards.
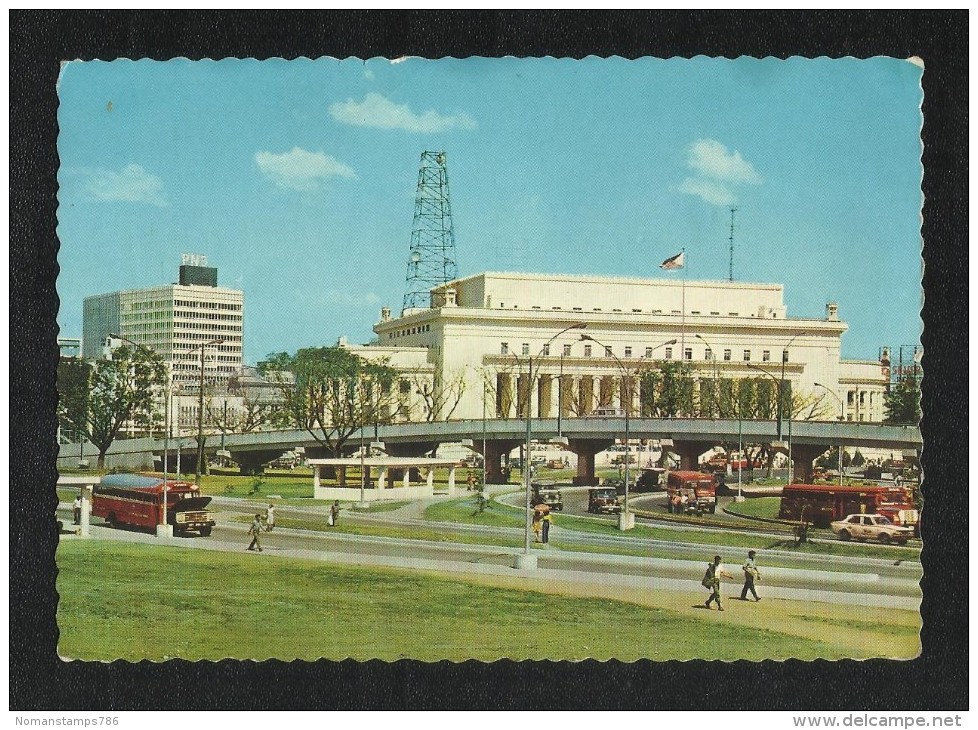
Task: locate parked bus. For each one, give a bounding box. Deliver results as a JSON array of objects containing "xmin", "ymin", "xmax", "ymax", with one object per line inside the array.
[
  {"xmin": 92, "ymin": 473, "xmax": 216, "ymax": 536},
  {"xmin": 666, "ymin": 470, "xmax": 717, "ymax": 514},
  {"xmin": 778, "ymin": 483, "xmax": 918, "ymax": 530}
]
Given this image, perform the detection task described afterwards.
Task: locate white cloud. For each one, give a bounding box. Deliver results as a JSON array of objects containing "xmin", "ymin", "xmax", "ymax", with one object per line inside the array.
[
  {"xmin": 329, "ymin": 92, "xmax": 476, "ymax": 133},
  {"xmin": 81, "ymin": 164, "xmax": 167, "ymax": 207},
  {"xmin": 678, "ymin": 177, "xmax": 737, "ymax": 207},
  {"xmin": 687, "ymin": 138, "xmax": 762, "ymax": 184},
  {"xmin": 254, "ymin": 147, "xmax": 356, "ymax": 192}
]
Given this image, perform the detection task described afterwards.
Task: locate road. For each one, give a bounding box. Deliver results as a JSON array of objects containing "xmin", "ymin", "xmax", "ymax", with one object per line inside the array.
[{"xmin": 58, "ymin": 496, "xmax": 922, "ymax": 610}]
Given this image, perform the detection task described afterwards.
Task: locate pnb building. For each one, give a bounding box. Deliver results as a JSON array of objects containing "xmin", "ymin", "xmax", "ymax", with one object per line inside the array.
[
  {"xmin": 82, "ymin": 258, "xmax": 244, "ymax": 388},
  {"xmin": 367, "ymin": 271, "xmax": 888, "ymax": 424}
]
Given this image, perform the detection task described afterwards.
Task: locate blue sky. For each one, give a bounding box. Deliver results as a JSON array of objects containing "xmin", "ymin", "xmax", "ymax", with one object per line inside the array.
[{"xmin": 57, "ymin": 57, "xmax": 923, "ymax": 363}]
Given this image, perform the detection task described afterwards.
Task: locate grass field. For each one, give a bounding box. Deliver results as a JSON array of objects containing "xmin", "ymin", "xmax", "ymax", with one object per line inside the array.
[
  {"xmin": 424, "ymin": 496, "xmax": 919, "ymax": 562},
  {"xmin": 56, "ymin": 539, "xmax": 920, "ymax": 662},
  {"xmin": 724, "ymin": 496, "xmax": 782, "ymax": 520}
]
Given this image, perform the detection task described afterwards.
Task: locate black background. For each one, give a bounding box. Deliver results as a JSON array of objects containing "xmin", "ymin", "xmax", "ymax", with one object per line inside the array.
[{"xmin": 10, "ymin": 10, "xmax": 968, "ymax": 711}]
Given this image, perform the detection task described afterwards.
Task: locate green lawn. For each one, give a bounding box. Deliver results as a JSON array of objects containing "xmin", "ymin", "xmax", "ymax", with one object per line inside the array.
[
  {"xmin": 56, "ymin": 539, "xmax": 917, "ymax": 661},
  {"xmin": 724, "ymin": 496, "xmax": 782, "ymax": 520}
]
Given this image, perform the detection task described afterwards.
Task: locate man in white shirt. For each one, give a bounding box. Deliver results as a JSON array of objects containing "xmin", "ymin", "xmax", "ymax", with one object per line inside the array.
[{"xmin": 265, "ymin": 504, "xmax": 275, "ymax": 532}]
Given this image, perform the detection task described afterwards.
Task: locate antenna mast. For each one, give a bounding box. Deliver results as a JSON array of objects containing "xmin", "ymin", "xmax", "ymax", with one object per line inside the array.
[
  {"xmin": 402, "ymin": 151, "xmax": 459, "ymax": 314},
  {"xmin": 728, "ymin": 206, "xmax": 738, "ymax": 282}
]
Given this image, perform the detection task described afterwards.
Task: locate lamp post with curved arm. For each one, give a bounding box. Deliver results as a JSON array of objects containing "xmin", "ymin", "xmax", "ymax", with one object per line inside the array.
[
  {"xmin": 694, "ymin": 333, "xmax": 721, "ymax": 418},
  {"xmin": 194, "ymin": 337, "xmax": 226, "ymax": 485},
  {"xmin": 814, "ymin": 382, "xmax": 845, "ymax": 486},
  {"xmin": 513, "ymin": 323, "xmax": 586, "ymax": 569},
  {"xmin": 745, "ymin": 361, "xmax": 791, "ymax": 481},
  {"xmin": 580, "ymin": 334, "xmax": 676, "ymax": 530}
]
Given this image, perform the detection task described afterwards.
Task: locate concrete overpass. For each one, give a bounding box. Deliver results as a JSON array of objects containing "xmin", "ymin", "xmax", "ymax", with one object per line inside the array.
[{"xmin": 57, "ymin": 418, "xmax": 921, "ymax": 485}]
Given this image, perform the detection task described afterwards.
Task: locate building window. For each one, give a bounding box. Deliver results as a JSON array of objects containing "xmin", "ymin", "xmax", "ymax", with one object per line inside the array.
[
  {"xmin": 563, "ymin": 344, "xmax": 572, "ymax": 356},
  {"xmin": 584, "ymin": 345, "xmax": 592, "ymax": 357},
  {"xmin": 684, "ymin": 347, "xmax": 693, "ymax": 361},
  {"xmin": 624, "ymin": 347, "xmax": 632, "ymax": 358},
  {"xmin": 665, "ymin": 347, "xmax": 673, "ymax": 360},
  {"xmin": 704, "ymin": 348, "xmax": 713, "ymax": 360},
  {"xmin": 542, "ymin": 344, "xmax": 550, "ymax": 356},
  {"xmin": 711, "ymin": 311, "xmax": 720, "ymax": 315},
  {"xmin": 645, "ymin": 347, "xmax": 653, "ymax": 358},
  {"xmin": 604, "ymin": 345, "xmax": 612, "ymax": 357},
  {"xmin": 522, "ymin": 343, "xmax": 530, "ymax": 356},
  {"xmin": 501, "ymin": 343, "xmax": 509, "ymax": 355},
  {"xmin": 762, "ymin": 350, "xmax": 771, "ymax": 362},
  {"xmin": 743, "ymin": 350, "xmax": 751, "ymax": 361}
]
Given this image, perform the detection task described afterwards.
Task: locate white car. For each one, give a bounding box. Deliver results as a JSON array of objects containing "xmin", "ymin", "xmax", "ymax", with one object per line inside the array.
[{"xmin": 830, "ymin": 514, "xmax": 914, "ymax": 545}]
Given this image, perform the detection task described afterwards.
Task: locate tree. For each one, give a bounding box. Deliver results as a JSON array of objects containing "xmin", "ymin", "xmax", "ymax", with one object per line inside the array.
[
  {"xmin": 408, "ymin": 367, "xmax": 467, "ymax": 422},
  {"xmin": 263, "ymin": 346, "xmax": 400, "ymax": 458},
  {"xmin": 57, "ymin": 346, "xmax": 168, "ymax": 469},
  {"xmin": 884, "ymin": 374, "xmax": 921, "ymax": 424}
]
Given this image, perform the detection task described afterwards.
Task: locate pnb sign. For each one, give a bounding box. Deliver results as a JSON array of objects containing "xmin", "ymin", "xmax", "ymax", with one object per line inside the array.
[{"xmin": 182, "ymin": 253, "xmax": 209, "ymax": 267}]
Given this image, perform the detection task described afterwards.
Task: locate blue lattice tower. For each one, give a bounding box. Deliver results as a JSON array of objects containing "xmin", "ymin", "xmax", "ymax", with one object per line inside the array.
[{"xmin": 402, "ymin": 151, "xmax": 458, "ymax": 313}]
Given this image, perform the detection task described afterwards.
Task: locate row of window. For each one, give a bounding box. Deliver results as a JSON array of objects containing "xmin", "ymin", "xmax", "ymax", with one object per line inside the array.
[
  {"xmin": 172, "ymin": 340, "xmax": 241, "ymax": 350},
  {"xmin": 388, "ymin": 324, "xmax": 432, "ymax": 339},
  {"xmin": 173, "ymin": 311, "xmax": 242, "ymax": 322},
  {"xmin": 500, "ymin": 342, "xmax": 790, "ymax": 364},
  {"xmin": 174, "ymin": 299, "xmax": 242, "ymax": 311},
  {"xmin": 174, "ymin": 322, "xmax": 243, "ymax": 333},
  {"xmin": 500, "ymin": 303, "xmax": 772, "ymax": 318}
]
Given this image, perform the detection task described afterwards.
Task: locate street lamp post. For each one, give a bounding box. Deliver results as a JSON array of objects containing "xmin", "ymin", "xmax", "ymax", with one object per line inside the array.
[
  {"xmin": 580, "ymin": 334, "xmax": 676, "ymax": 530},
  {"xmin": 194, "ymin": 337, "xmax": 226, "ymax": 486},
  {"xmin": 514, "ymin": 323, "xmax": 586, "ymax": 570},
  {"xmin": 745, "ymin": 361, "xmax": 789, "ymax": 480},
  {"xmin": 694, "ymin": 334, "xmax": 721, "ymax": 418},
  {"xmin": 814, "ymin": 382, "xmax": 846, "ymax": 486}
]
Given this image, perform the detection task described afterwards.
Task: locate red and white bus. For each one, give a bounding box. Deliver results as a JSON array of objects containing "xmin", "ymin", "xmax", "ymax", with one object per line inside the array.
[
  {"xmin": 92, "ymin": 473, "xmax": 216, "ymax": 536},
  {"xmin": 779, "ymin": 483, "xmax": 918, "ymax": 530}
]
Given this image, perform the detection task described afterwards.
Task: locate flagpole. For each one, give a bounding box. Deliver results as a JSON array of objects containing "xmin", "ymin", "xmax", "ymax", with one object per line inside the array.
[{"xmin": 680, "ymin": 247, "xmax": 686, "ymax": 358}]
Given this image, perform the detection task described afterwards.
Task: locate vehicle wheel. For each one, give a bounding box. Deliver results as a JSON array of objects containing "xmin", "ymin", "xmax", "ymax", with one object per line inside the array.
[
  {"xmin": 199, "ymin": 526, "xmax": 213, "ymax": 537},
  {"xmin": 838, "ymin": 529, "xmax": 851, "ymax": 541},
  {"xmin": 878, "ymin": 533, "xmax": 891, "ymax": 544},
  {"xmin": 106, "ymin": 513, "xmax": 116, "ymax": 527},
  {"xmin": 896, "ymin": 538, "xmax": 907, "ymax": 545},
  {"xmin": 709, "ymin": 505, "xmax": 716, "ymax": 514}
]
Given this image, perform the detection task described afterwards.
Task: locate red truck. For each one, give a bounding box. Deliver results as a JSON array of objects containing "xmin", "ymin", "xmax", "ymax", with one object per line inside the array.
[{"xmin": 666, "ymin": 470, "xmax": 717, "ymax": 515}]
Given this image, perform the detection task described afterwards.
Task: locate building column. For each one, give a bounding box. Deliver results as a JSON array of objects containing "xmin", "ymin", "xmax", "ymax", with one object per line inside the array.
[
  {"xmin": 79, "ymin": 484, "xmax": 93, "ymax": 537},
  {"xmin": 313, "ymin": 465, "xmax": 324, "ymax": 499},
  {"xmin": 338, "ymin": 467, "xmax": 347, "ymax": 487},
  {"xmin": 447, "ymin": 465, "xmax": 458, "ymax": 497},
  {"xmin": 426, "ymin": 467, "xmax": 434, "ymax": 493},
  {"xmin": 403, "ymin": 468, "xmax": 410, "ymax": 489},
  {"xmin": 378, "ymin": 468, "xmax": 388, "ymax": 489}
]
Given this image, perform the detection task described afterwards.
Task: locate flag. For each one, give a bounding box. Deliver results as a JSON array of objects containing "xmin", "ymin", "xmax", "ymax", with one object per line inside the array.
[{"xmin": 659, "ymin": 251, "xmax": 685, "ymax": 270}]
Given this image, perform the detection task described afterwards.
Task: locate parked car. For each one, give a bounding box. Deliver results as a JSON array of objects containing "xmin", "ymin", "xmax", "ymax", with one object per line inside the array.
[
  {"xmin": 830, "ymin": 513, "xmax": 914, "ymax": 545},
  {"xmin": 587, "ymin": 487, "xmax": 621, "ymax": 514},
  {"xmin": 531, "ymin": 481, "xmax": 563, "ymax": 511},
  {"xmin": 603, "ymin": 477, "xmax": 626, "ymax": 495},
  {"xmin": 634, "ymin": 468, "xmax": 664, "ymax": 492}
]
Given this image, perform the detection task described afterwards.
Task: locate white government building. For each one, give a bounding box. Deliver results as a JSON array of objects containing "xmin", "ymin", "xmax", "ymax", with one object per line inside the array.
[{"xmin": 349, "ymin": 271, "xmax": 888, "ymax": 425}]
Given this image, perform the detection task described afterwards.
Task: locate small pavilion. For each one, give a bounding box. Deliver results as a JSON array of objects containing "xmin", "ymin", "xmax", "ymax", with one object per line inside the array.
[{"xmin": 307, "ymin": 456, "xmax": 463, "ymax": 502}]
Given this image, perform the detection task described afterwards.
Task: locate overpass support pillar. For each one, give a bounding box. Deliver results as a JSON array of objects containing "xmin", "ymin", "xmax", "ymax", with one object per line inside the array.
[
  {"xmin": 671, "ymin": 441, "xmax": 706, "ymax": 471},
  {"xmin": 236, "ymin": 453, "xmax": 266, "ymax": 476},
  {"xmin": 568, "ymin": 439, "xmax": 614, "ymax": 486},
  {"xmin": 790, "ymin": 444, "xmax": 829, "ymax": 484},
  {"xmin": 479, "ymin": 440, "xmax": 520, "ymax": 484}
]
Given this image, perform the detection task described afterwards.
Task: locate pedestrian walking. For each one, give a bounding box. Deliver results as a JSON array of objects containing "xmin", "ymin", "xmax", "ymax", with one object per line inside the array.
[
  {"xmin": 532, "ymin": 510, "xmax": 543, "ymax": 542},
  {"xmin": 72, "ymin": 494, "xmax": 82, "ymax": 526},
  {"xmin": 328, "ymin": 500, "xmax": 340, "ymax": 527},
  {"xmin": 265, "ymin": 504, "xmax": 276, "ymax": 532},
  {"xmin": 741, "ymin": 550, "xmax": 761, "ymax": 602},
  {"xmin": 541, "ymin": 510, "xmax": 553, "ymax": 544},
  {"xmin": 703, "ymin": 555, "xmax": 732, "ymax": 611},
  {"xmin": 247, "ymin": 513, "xmax": 263, "ymax": 552}
]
